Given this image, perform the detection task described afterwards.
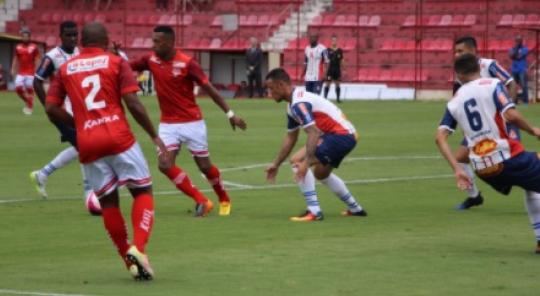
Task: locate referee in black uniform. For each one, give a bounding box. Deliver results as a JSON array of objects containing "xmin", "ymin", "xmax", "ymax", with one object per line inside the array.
[{"xmin": 324, "ymin": 35, "xmax": 344, "ymax": 103}]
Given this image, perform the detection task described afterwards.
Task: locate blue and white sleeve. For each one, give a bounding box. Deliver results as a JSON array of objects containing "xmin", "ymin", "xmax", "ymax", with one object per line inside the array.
[
  {"xmin": 287, "ymin": 114, "xmax": 300, "ymax": 132},
  {"xmin": 291, "ymin": 102, "xmax": 315, "ymax": 129},
  {"xmin": 493, "ymin": 82, "xmax": 515, "ymax": 114},
  {"xmin": 488, "ymin": 61, "xmax": 513, "ymax": 85},
  {"xmin": 438, "ymin": 108, "xmax": 457, "ymax": 133},
  {"xmin": 35, "ymin": 56, "xmax": 55, "ymax": 81}
]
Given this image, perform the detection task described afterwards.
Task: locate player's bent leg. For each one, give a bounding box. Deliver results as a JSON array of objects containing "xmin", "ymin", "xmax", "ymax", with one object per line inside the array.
[
  {"xmin": 30, "ymin": 146, "xmax": 79, "ymax": 199},
  {"xmin": 454, "ymin": 145, "xmax": 484, "ymax": 210},
  {"xmin": 194, "ymin": 156, "xmax": 231, "ymax": 215},
  {"xmin": 524, "ymin": 191, "xmax": 540, "ymax": 254},
  {"xmin": 289, "ymin": 152, "xmax": 323, "ymax": 222}
]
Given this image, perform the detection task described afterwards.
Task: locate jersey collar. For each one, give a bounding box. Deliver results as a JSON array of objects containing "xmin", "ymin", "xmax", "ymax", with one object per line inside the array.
[{"xmin": 81, "ymin": 47, "xmax": 106, "ymax": 54}]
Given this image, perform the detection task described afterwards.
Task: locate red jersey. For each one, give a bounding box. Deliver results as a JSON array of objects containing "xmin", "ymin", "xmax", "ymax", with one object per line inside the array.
[
  {"xmin": 131, "ymin": 50, "xmax": 209, "ymax": 123},
  {"xmin": 15, "ymin": 43, "xmax": 39, "ymax": 75},
  {"xmin": 46, "ymin": 48, "xmax": 140, "ymax": 163}
]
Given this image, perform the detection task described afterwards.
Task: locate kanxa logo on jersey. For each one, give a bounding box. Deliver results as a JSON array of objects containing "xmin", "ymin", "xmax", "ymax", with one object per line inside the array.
[
  {"xmin": 67, "ymin": 56, "xmax": 109, "ymax": 75},
  {"xmin": 172, "ymin": 61, "xmax": 186, "ymax": 77},
  {"xmin": 83, "ymin": 114, "xmax": 120, "ymax": 130}
]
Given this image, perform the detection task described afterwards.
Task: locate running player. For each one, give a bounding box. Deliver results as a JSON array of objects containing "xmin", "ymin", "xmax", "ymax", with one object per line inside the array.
[
  {"xmin": 45, "ymin": 22, "xmax": 168, "ymax": 280},
  {"xmin": 323, "ymin": 35, "xmax": 343, "ymax": 103},
  {"xmin": 130, "ymin": 25, "xmax": 247, "ymax": 217},
  {"xmin": 302, "ymin": 33, "xmax": 328, "ymax": 95},
  {"xmin": 30, "ymin": 21, "xmax": 99, "ymax": 213},
  {"xmin": 265, "ymin": 68, "xmax": 366, "ymax": 221},
  {"xmin": 452, "ymin": 36, "xmax": 519, "ymax": 210},
  {"xmin": 436, "ymin": 53, "xmax": 540, "ymax": 253},
  {"xmin": 11, "ymin": 29, "xmax": 40, "ymax": 115}
]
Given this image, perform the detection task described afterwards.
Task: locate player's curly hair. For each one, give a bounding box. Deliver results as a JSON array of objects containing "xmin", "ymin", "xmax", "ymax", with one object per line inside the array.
[{"xmin": 265, "ymin": 68, "xmax": 291, "ymax": 84}]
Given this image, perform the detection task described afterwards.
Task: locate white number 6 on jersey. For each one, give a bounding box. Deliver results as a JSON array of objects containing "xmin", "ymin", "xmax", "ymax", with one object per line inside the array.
[{"xmin": 82, "ymin": 74, "xmax": 106, "ymax": 111}]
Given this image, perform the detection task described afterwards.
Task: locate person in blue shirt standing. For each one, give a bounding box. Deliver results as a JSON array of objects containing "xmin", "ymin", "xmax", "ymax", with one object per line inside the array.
[{"xmin": 509, "ymin": 35, "xmax": 529, "ymax": 104}]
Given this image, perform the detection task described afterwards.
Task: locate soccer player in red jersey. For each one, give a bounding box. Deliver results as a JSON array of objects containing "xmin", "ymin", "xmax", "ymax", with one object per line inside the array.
[
  {"xmin": 45, "ymin": 22, "xmax": 169, "ymax": 281},
  {"xmin": 11, "ymin": 29, "xmax": 40, "ymax": 115},
  {"xmin": 130, "ymin": 25, "xmax": 247, "ymax": 217}
]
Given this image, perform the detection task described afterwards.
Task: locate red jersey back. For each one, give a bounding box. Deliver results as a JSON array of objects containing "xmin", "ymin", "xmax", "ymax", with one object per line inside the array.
[
  {"xmin": 16, "ymin": 43, "xmax": 39, "ymax": 75},
  {"xmin": 46, "ymin": 48, "xmax": 140, "ymax": 163},
  {"xmin": 131, "ymin": 50, "xmax": 209, "ymax": 123}
]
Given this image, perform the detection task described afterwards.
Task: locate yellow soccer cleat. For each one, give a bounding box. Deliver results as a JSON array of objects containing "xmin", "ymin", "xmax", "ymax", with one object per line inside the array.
[
  {"xmin": 219, "ymin": 202, "xmax": 231, "ymax": 216},
  {"xmin": 30, "ymin": 171, "xmax": 47, "ymax": 199},
  {"xmin": 289, "ymin": 211, "xmax": 323, "ymax": 222}
]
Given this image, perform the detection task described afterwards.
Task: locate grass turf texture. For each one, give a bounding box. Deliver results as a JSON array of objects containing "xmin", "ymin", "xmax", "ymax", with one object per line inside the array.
[{"xmin": 1, "ymin": 93, "xmax": 539, "ymax": 296}]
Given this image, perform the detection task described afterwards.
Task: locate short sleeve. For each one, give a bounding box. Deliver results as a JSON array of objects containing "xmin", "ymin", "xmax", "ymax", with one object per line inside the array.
[
  {"xmin": 493, "ymin": 82, "xmax": 515, "ymax": 114},
  {"xmin": 129, "ymin": 55, "xmax": 150, "ymax": 72},
  {"xmin": 287, "ymin": 114, "xmax": 300, "ymax": 132},
  {"xmin": 35, "ymin": 56, "xmax": 55, "ymax": 80},
  {"xmin": 45, "ymin": 70, "xmax": 67, "ymax": 106},
  {"xmin": 291, "ymin": 102, "xmax": 315, "ymax": 128},
  {"xmin": 187, "ymin": 59, "xmax": 209, "ymax": 86},
  {"xmin": 488, "ymin": 61, "xmax": 513, "ymax": 85},
  {"xmin": 438, "ymin": 108, "xmax": 457, "ymax": 132},
  {"xmin": 119, "ymin": 59, "xmax": 140, "ymax": 95}
]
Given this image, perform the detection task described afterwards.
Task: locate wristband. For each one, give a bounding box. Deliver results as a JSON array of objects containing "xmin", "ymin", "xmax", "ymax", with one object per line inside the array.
[{"xmin": 226, "ymin": 110, "xmax": 235, "ymax": 119}]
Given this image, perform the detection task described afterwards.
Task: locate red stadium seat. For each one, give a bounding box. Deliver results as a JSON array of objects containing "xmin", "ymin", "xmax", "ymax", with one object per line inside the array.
[
  {"xmin": 95, "ymin": 14, "xmax": 106, "ymax": 23},
  {"xmin": 210, "ymin": 38, "xmax": 222, "ymax": 49},
  {"xmin": 450, "ymin": 14, "xmax": 464, "ymax": 26},
  {"xmin": 211, "ymin": 16, "xmax": 222, "ymax": 27},
  {"xmin": 83, "ymin": 13, "xmax": 95, "ymax": 23},
  {"xmin": 143, "ymin": 38, "xmax": 152, "ymax": 49},
  {"xmin": 525, "ymin": 14, "xmax": 540, "ymax": 25},
  {"xmin": 402, "ymin": 15, "xmax": 415, "ymax": 27},
  {"xmin": 257, "ymin": 14, "xmax": 270, "ymax": 26},
  {"xmin": 368, "ymin": 15, "xmax": 381, "ymax": 27},
  {"xmin": 513, "ymin": 14, "xmax": 525, "ymax": 26},
  {"xmin": 45, "ymin": 36, "xmax": 57, "ymax": 48},
  {"xmin": 345, "ymin": 15, "xmax": 357, "ymax": 26},
  {"xmin": 440, "ymin": 14, "xmax": 452, "ymax": 26},
  {"xmin": 358, "ymin": 15, "xmax": 369, "ymax": 27},
  {"xmin": 463, "ymin": 14, "xmax": 476, "ymax": 26},
  {"xmin": 427, "ymin": 15, "xmax": 441, "ymax": 26},
  {"xmin": 311, "ymin": 15, "xmax": 323, "ymax": 26},
  {"xmin": 322, "ymin": 14, "xmax": 336, "ymax": 26},
  {"xmin": 357, "ymin": 68, "xmax": 369, "ymax": 81},
  {"xmin": 379, "ymin": 69, "xmax": 392, "ymax": 81},
  {"xmin": 52, "ymin": 13, "xmax": 63, "ymax": 24},
  {"xmin": 333, "ymin": 15, "xmax": 346, "ymax": 26},
  {"xmin": 239, "ymin": 15, "xmax": 249, "ymax": 26},
  {"xmin": 380, "ymin": 39, "xmax": 394, "ymax": 51},
  {"xmin": 39, "ymin": 12, "xmax": 52, "ymax": 24},
  {"xmin": 147, "ymin": 14, "xmax": 161, "ymax": 26},
  {"xmin": 131, "ymin": 37, "xmax": 144, "ymax": 48},
  {"xmin": 498, "ymin": 14, "xmax": 513, "ymax": 26}
]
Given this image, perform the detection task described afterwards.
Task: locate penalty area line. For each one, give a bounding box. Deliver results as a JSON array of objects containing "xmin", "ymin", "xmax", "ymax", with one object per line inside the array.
[{"xmin": 0, "ymin": 289, "xmax": 95, "ymax": 296}]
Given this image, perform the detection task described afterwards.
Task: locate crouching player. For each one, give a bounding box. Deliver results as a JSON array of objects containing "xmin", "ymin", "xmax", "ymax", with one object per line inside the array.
[
  {"xmin": 45, "ymin": 22, "xmax": 169, "ymax": 280},
  {"xmin": 436, "ymin": 53, "xmax": 540, "ymax": 253},
  {"xmin": 265, "ymin": 68, "xmax": 366, "ymax": 221}
]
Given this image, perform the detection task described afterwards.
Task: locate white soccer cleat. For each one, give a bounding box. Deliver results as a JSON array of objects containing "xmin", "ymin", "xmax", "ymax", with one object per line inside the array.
[
  {"xmin": 22, "ymin": 107, "xmax": 33, "ymax": 115},
  {"xmin": 126, "ymin": 246, "xmax": 154, "ymax": 281},
  {"xmin": 29, "ymin": 171, "xmax": 47, "ymax": 199}
]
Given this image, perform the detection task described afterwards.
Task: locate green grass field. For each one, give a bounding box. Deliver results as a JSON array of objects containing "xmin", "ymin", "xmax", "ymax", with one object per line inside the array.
[{"xmin": 1, "ymin": 93, "xmax": 540, "ymax": 296}]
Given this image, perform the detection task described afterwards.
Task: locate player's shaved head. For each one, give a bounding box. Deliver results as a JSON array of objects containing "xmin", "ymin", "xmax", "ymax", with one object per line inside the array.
[
  {"xmin": 265, "ymin": 68, "xmax": 292, "ymax": 102},
  {"xmin": 266, "ymin": 68, "xmax": 291, "ymax": 84},
  {"xmin": 81, "ymin": 22, "xmax": 108, "ymax": 48},
  {"xmin": 454, "ymin": 36, "xmax": 477, "ymax": 59},
  {"xmin": 454, "ymin": 53, "xmax": 479, "ymax": 76}
]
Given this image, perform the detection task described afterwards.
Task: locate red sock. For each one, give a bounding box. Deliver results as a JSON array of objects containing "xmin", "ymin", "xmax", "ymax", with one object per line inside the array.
[
  {"xmin": 15, "ymin": 87, "xmax": 28, "ymax": 104},
  {"xmin": 102, "ymin": 207, "xmax": 130, "ymax": 264},
  {"xmin": 131, "ymin": 193, "xmax": 154, "ymax": 253},
  {"xmin": 25, "ymin": 88, "xmax": 34, "ymax": 108},
  {"xmin": 205, "ymin": 165, "xmax": 230, "ymax": 203},
  {"xmin": 166, "ymin": 166, "xmax": 208, "ymax": 204}
]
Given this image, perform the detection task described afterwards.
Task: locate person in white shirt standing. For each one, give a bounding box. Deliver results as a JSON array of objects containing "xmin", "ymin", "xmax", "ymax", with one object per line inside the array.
[
  {"xmin": 436, "ymin": 53, "xmax": 540, "ymax": 253},
  {"xmin": 302, "ymin": 33, "xmax": 328, "ymax": 95}
]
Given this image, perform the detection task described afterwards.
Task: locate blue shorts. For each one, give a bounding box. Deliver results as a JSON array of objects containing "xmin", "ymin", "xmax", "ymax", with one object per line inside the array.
[
  {"xmin": 461, "ymin": 123, "xmax": 521, "ymax": 146},
  {"xmin": 478, "ymin": 151, "xmax": 540, "ymax": 195},
  {"xmin": 315, "ymin": 134, "xmax": 357, "ymax": 168},
  {"xmin": 305, "ymin": 81, "xmax": 322, "ymax": 95},
  {"xmin": 53, "ymin": 121, "xmax": 78, "ymax": 148}
]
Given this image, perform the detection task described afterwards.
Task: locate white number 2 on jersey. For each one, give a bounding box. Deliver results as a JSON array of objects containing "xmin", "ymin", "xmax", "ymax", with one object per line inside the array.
[{"xmin": 82, "ymin": 74, "xmax": 106, "ymax": 111}]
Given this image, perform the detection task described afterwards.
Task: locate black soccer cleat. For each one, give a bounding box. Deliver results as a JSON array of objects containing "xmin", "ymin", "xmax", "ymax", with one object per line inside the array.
[
  {"xmin": 342, "ymin": 209, "xmax": 368, "ymax": 217},
  {"xmin": 456, "ymin": 193, "xmax": 484, "ymax": 210}
]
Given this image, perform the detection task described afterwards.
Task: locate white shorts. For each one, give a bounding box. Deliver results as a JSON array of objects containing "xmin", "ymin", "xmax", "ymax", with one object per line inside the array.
[
  {"xmin": 15, "ymin": 75, "xmax": 34, "ymax": 89},
  {"xmin": 159, "ymin": 120, "xmax": 209, "ymax": 157},
  {"xmin": 82, "ymin": 143, "xmax": 152, "ymax": 198}
]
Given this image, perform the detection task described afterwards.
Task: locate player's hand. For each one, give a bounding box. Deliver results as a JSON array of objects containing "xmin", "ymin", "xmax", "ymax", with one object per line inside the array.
[
  {"xmin": 153, "ymin": 137, "xmax": 171, "ymax": 162},
  {"xmin": 229, "ymin": 115, "xmax": 247, "ymax": 131},
  {"xmin": 455, "ymin": 167, "xmax": 472, "ymax": 191},
  {"xmin": 265, "ymin": 163, "xmax": 279, "ymax": 183},
  {"xmin": 294, "ymin": 161, "xmax": 309, "ymax": 183},
  {"xmin": 530, "ymin": 127, "xmax": 540, "ymax": 139}
]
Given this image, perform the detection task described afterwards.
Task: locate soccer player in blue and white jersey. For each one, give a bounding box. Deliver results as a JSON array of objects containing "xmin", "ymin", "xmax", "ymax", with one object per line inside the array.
[
  {"xmin": 30, "ymin": 21, "xmax": 99, "ymax": 214},
  {"xmin": 451, "ymin": 36, "xmax": 520, "ymax": 210},
  {"xmin": 265, "ymin": 68, "xmax": 366, "ymax": 221},
  {"xmin": 302, "ymin": 33, "xmax": 328, "ymax": 95},
  {"xmin": 436, "ymin": 53, "xmax": 540, "ymax": 253}
]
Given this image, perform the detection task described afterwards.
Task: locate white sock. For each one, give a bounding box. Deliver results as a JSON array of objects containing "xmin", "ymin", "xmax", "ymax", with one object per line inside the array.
[
  {"xmin": 460, "ymin": 163, "xmax": 480, "ymax": 197},
  {"xmin": 320, "ymin": 173, "xmax": 363, "ymax": 212},
  {"xmin": 292, "ymin": 165, "xmax": 321, "ymax": 214},
  {"xmin": 39, "ymin": 147, "xmax": 78, "ymax": 178},
  {"xmin": 80, "ymin": 165, "xmax": 94, "ymax": 198},
  {"xmin": 525, "ymin": 191, "xmax": 540, "ymax": 242}
]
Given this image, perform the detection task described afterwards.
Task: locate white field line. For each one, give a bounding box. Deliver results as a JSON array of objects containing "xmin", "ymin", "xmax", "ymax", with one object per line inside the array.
[
  {"xmin": 222, "ymin": 181, "xmax": 254, "ymax": 189},
  {"xmin": 0, "ymin": 289, "xmax": 95, "ymax": 296},
  {"xmin": 220, "ymin": 155, "xmax": 441, "ymax": 172}
]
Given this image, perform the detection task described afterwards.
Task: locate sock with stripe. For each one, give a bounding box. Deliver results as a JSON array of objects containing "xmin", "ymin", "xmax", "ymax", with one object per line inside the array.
[
  {"xmin": 131, "ymin": 193, "xmax": 154, "ymax": 253},
  {"xmin": 320, "ymin": 173, "xmax": 363, "ymax": 212},
  {"xmin": 15, "ymin": 86, "xmax": 28, "ymax": 105},
  {"xmin": 102, "ymin": 207, "xmax": 130, "ymax": 266},
  {"xmin": 165, "ymin": 166, "xmax": 208, "ymax": 204},
  {"xmin": 204, "ymin": 165, "xmax": 230, "ymax": 203},
  {"xmin": 292, "ymin": 165, "xmax": 321, "ymax": 214},
  {"xmin": 39, "ymin": 146, "xmax": 79, "ymax": 180},
  {"xmin": 525, "ymin": 191, "xmax": 540, "ymax": 243},
  {"xmin": 461, "ymin": 163, "xmax": 480, "ymax": 197},
  {"xmin": 25, "ymin": 88, "xmax": 34, "ymax": 108}
]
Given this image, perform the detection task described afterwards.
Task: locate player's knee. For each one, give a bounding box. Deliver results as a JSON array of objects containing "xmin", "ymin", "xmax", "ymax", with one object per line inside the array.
[
  {"xmin": 313, "ymin": 169, "xmax": 331, "ymax": 180},
  {"xmin": 198, "ymin": 162, "xmax": 212, "ymax": 174},
  {"xmin": 158, "ymin": 161, "xmax": 171, "ymax": 174}
]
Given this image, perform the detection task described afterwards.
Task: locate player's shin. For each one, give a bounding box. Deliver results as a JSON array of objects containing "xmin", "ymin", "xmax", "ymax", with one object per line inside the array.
[
  {"xmin": 204, "ymin": 165, "xmax": 230, "ymax": 203},
  {"xmin": 102, "ymin": 206, "xmax": 130, "ymax": 264},
  {"xmin": 320, "ymin": 173, "xmax": 363, "ymax": 212},
  {"xmin": 165, "ymin": 165, "xmax": 207, "ymax": 203},
  {"xmin": 525, "ymin": 191, "xmax": 540, "ymax": 247},
  {"xmin": 39, "ymin": 146, "xmax": 78, "ymax": 179},
  {"xmin": 291, "ymin": 164, "xmax": 321, "ymax": 214},
  {"xmin": 131, "ymin": 192, "xmax": 154, "ymax": 253},
  {"xmin": 323, "ymin": 86, "xmax": 330, "ymax": 98},
  {"xmin": 460, "ymin": 163, "xmax": 480, "ymax": 197},
  {"xmin": 15, "ymin": 86, "xmax": 28, "ymax": 103}
]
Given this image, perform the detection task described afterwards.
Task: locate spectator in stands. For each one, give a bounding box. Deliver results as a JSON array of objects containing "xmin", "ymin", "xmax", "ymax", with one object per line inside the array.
[
  {"xmin": 156, "ymin": 0, "xmax": 168, "ymax": 11},
  {"xmin": 0, "ymin": 64, "xmax": 6, "ymax": 91},
  {"xmin": 509, "ymin": 35, "xmax": 529, "ymax": 104},
  {"xmin": 245, "ymin": 37, "xmax": 263, "ymax": 98}
]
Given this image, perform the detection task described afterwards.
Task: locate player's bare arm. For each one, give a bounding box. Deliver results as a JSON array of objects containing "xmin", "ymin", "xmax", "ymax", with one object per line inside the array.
[
  {"xmin": 266, "ymin": 129, "xmax": 299, "ymax": 183},
  {"xmin": 503, "ymin": 108, "xmax": 540, "ymax": 138},
  {"xmin": 33, "ymin": 78, "xmax": 47, "ymax": 105},
  {"xmin": 45, "ymin": 102, "xmax": 74, "ymax": 128},
  {"xmin": 435, "ymin": 128, "xmax": 472, "ymax": 190},
  {"xmin": 200, "ymin": 83, "xmax": 247, "ymax": 131},
  {"xmin": 11, "ymin": 54, "xmax": 18, "ymax": 78}
]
